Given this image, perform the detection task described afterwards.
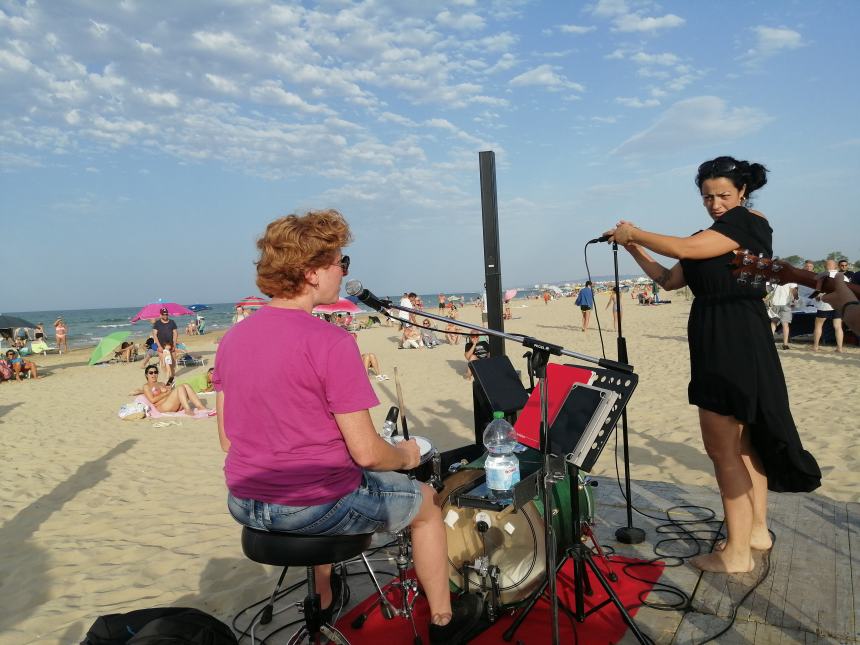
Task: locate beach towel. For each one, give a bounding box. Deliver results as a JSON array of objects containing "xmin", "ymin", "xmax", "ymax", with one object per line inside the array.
[{"xmin": 132, "ymin": 395, "xmax": 211, "ymax": 419}]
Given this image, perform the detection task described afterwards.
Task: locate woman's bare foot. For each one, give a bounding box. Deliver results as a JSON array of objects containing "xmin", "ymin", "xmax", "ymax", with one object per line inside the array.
[
  {"xmin": 714, "ymin": 531, "xmax": 772, "ymax": 552},
  {"xmin": 690, "ymin": 551, "xmax": 754, "ymax": 574}
]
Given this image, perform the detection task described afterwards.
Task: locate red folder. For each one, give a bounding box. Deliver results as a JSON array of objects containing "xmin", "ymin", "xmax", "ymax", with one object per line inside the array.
[{"xmin": 514, "ymin": 363, "xmax": 595, "ymax": 449}]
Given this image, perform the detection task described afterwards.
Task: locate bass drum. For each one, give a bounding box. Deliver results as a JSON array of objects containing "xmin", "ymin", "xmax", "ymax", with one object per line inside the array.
[{"xmin": 440, "ymin": 469, "xmax": 594, "ymax": 607}]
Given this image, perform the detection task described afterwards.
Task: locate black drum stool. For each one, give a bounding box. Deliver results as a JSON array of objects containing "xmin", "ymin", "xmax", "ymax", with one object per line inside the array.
[{"xmin": 241, "ymin": 527, "xmax": 373, "ymax": 645}]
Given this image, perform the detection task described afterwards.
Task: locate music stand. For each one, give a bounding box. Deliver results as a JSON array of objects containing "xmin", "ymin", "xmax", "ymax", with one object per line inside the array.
[
  {"xmin": 469, "ymin": 355, "xmax": 530, "ymax": 444},
  {"xmin": 503, "ymin": 365, "xmax": 649, "ymax": 644}
]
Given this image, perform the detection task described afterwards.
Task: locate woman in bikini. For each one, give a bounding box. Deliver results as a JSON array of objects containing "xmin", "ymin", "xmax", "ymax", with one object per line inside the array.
[
  {"xmin": 53, "ymin": 318, "xmax": 68, "ymax": 353},
  {"xmin": 143, "ymin": 366, "xmax": 210, "ymax": 415}
]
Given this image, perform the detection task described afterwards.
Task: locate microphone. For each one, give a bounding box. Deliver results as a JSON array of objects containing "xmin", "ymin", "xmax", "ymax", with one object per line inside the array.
[
  {"xmin": 345, "ymin": 280, "xmax": 393, "ymax": 312},
  {"xmin": 587, "ymin": 234, "xmax": 611, "ymax": 244}
]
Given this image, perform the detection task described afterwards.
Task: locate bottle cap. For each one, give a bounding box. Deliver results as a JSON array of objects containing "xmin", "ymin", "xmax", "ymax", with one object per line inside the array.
[{"xmin": 493, "ymin": 411, "xmax": 504, "ymax": 419}]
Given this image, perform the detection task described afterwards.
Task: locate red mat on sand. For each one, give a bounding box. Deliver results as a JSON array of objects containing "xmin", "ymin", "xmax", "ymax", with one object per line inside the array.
[{"xmin": 338, "ymin": 556, "xmax": 664, "ymax": 644}]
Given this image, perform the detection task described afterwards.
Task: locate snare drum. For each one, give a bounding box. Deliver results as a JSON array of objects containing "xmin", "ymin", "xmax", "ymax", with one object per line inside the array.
[
  {"xmin": 388, "ymin": 435, "xmax": 438, "ymax": 482},
  {"xmin": 441, "ymin": 469, "xmax": 594, "ymax": 606}
]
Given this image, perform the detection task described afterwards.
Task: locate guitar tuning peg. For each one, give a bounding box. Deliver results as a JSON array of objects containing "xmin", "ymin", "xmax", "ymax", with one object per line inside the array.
[
  {"xmin": 771, "ymin": 257, "xmax": 783, "ymax": 272},
  {"xmin": 752, "ymin": 274, "xmax": 763, "ymax": 286},
  {"xmin": 737, "ymin": 271, "xmax": 750, "ymax": 284},
  {"xmin": 741, "ymin": 250, "xmax": 754, "ymax": 266}
]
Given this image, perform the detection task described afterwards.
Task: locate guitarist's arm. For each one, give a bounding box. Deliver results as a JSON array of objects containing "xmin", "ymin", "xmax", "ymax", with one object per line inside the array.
[{"xmin": 623, "ymin": 244, "xmax": 686, "ymax": 291}]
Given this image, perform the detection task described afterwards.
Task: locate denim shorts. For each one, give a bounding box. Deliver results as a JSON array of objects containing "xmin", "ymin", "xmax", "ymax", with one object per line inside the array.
[{"xmin": 228, "ymin": 470, "xmax": 423, "ymax": 536}]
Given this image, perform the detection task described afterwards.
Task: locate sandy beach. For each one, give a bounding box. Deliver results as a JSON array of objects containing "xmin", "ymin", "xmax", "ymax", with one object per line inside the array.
[{"xmin": 1, "ymin": 295, "xmax": 857, "ymax": 643}]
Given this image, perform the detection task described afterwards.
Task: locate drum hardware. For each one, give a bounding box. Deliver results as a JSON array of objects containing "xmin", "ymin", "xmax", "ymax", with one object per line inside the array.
[
  {"xmin": 460, "ymin": 512, "xmax": 503, "ymax": 623},
  {"xmin": 352, "ymin": 529, "xmax": 423, "ymax": 644}
]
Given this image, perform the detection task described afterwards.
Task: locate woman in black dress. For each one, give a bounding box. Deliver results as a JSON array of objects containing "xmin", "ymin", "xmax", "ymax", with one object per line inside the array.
[{"xmin": 604, "ymin": 156, "xmax": 821, "ymax": 573}]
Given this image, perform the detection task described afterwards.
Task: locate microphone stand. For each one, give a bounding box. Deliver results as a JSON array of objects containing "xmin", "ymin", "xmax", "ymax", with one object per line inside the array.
[{"xmin": 609, "ymin": 242, "xmax": 645, "ymax": 544}]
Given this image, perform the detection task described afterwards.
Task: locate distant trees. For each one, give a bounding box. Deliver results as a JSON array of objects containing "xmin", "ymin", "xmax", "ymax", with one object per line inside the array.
[{"xmin": 779, "ymin": 252, "xmax": 854, "ymax": 272}]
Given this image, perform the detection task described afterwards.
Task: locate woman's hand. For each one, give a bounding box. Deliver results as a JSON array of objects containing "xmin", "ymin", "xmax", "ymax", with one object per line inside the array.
[{"xmin": 603, "ymin": 220, "xmax": 637, "ymax": 245}]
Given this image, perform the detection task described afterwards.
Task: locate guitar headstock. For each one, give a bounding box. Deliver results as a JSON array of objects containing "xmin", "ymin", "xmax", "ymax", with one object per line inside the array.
[{"xmin": 729, "ymin": 250, "xmax": 790, "ymax": 287}]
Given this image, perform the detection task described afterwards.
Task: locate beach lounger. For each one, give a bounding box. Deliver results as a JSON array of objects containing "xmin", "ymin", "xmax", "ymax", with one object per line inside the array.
[{"xmin": 178, "ymin": 354, "xmax": 205, "ymax": 367}]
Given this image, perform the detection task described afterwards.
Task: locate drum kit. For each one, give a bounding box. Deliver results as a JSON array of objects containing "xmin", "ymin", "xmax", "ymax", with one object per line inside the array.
[{"xmin": 351, "ymin": 434, "xmax": 618, "ymax": 642}]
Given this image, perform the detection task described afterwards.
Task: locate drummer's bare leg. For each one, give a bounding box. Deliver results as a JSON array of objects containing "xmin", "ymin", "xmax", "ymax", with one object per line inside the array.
[
  {"xmin": 316, "ymin": 564, "xmax": 333, "ymax": 608},
  {"xmin": 410, "ymin": 482, "xmax": 454, "ymax": 624}
]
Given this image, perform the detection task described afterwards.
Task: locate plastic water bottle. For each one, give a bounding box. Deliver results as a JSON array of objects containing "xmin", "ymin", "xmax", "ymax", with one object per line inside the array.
[{"xmin": 483, "ymin": 411, "xmax": 520, "ymax": 504}]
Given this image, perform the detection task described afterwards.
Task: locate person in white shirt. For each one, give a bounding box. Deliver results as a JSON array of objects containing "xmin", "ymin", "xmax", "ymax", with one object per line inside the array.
[{"xmin": 768, "ymin": 281, "xmax": 797, "ymax": 349}]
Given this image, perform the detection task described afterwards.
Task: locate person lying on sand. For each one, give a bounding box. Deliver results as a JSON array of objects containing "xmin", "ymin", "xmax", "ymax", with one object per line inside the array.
[{"xmin": 142, "ymin": 365, "xmax": 210, "ymax": 415}]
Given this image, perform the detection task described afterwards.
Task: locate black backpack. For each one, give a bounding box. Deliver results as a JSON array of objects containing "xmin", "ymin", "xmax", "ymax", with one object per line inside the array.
[{"xmin": 81, "ymin": 607, "xmax": 238, "ymax": 645}]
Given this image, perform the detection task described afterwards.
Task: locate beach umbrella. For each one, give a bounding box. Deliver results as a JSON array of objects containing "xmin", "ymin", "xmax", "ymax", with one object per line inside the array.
[
  {"xmin": 88, "ymin": 331, "xmax": 130, "ymax": 365},
  {"xmin": 236, "ymin": 296, "xmax": 268, "ymax": 309},
  {"xmin": 130, "ymin": 302, "xmax": 195, "ymax": 322},
  {"xmin": 0, "ymin": 314, "xmax": 37, "ymax": 329},
  {"xmin": 187, "ymin": 304, "xmax": 212, "ymax": 312},
  {"xmin": 504, "ymin": 289, "xmax": 518, "ymax": 303},
  {"xmin": 313, "ymin": 299, "xmax": 362, "ymax": 315}
]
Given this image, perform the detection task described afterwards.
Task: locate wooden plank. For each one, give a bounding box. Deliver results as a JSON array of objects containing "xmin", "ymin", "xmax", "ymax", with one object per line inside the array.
[
  {"xmin": 849, "ymin": 501, "xmax": 860, "ymax": 642},
  {"xmin": 764, "ymin": 491, "xmax": 801, "ymax": 628}
]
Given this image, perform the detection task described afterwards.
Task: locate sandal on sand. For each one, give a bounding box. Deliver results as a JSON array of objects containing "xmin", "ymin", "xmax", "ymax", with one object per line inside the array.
[{"xmin": 152, "ymin": 420, "xmax": 182, "ymax": 428}]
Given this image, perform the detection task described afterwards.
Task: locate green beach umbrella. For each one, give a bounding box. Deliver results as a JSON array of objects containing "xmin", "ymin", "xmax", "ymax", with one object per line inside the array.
[{"xmin": 88, "ymin": 331, "xmax": 131, "ymax": 365}]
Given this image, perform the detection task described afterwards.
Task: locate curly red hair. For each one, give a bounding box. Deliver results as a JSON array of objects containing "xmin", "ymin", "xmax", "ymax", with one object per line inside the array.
[{"xmin": 255, "ymin": 209, "xmax": 352, "ymax": 299}]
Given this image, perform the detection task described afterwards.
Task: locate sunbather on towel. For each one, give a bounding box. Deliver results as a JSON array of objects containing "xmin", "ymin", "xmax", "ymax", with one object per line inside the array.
[
  {"xmin": 143, "ymin": 365, "xmax": 210, "ymax": 415},
  {"xmin": 178, "ymin": 368, "xmax": 215, "ymax": 393}
]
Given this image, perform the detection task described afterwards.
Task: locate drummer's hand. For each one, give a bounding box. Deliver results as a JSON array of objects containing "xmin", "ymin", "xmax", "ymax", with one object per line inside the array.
[{"xmin": 395, "ymin": 439, "xmax": 421, "ymax": 470}]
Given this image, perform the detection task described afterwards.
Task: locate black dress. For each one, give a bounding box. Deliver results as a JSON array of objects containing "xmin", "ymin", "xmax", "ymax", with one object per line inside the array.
[{"xmin": 679, "ymin": 206, "xmax": 821, "ymax": 493}]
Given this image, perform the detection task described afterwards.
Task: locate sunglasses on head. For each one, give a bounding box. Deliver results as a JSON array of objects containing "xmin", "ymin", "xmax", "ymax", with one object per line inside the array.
[
  {"xmin": 698, "ymin": 159, "xmax": 737, "ymax": 175},
  {"xmin": 338, "ymin": 255, "xmax": 350, "ymax": 275}
]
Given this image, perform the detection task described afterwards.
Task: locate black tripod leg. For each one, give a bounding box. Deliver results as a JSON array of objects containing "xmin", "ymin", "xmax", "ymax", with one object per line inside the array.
[
  {"xmin": 502, "ymin": 577, "xmax": 548, "ymax": 641},
  {"xmin": 582, "ymin": 552, "xmax": 650, "ymax": 644}
]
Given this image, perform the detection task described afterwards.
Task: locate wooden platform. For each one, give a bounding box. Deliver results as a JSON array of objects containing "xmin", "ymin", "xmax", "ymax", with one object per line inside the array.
[{"xmin": 236, "ymin": 476, "xmax": 858, "ymax": 644}]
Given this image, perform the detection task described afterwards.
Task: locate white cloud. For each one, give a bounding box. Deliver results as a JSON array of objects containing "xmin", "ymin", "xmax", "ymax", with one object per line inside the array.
[
  {"xmin": 249, "ymin": 81, "xmax": 333, "ymax": 114},
  {"xmin": 138, "ymin": 90, "xmax": 180, "ymax": 108},
  {"xmin": 614, "ymin": 13, "xmax": 684, "ymax": 33},
  {"xmin": 436, "ymin": 10, "xmax": 485, "ymax": 31},
  {"xmin": 590, "ymin": 0, "xmax": 684, "ymax": 34},
  {"xmin": 135, "ymin": 40, "xmax": 161, "ymax": 55},
  {"xmin": 747, "ymin": 26, "xmax": 804, "ymax": 57},
  {"xmin": 559, "ymin": 24, "xmax": 596, "ymax": 35},
  {"xmin": 205, "ymin": 73, "xmax": 240, "ymax": 95},
  {"xmin": 613, "ymin": 96, "xmax": 772, "ymax": 156},
  {"xmin": 616, "ymin": 97, "xmax": 659, "ymax": 108},
  {"xmin": 509, "ymin": 64, "xmax": 585, "ymax": 92},
  {"xmin": 630, "ymin": 52, "xmax": 680, "ymax": 66},
  {"xmin": 0, "ymin": 48, "xmax": 32, "ymax": 72}
]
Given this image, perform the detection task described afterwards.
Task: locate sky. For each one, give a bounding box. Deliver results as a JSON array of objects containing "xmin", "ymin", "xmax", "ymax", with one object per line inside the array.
[{"xmin": 2, "ymin": 0, "xmax": 858, "ymax": 311}]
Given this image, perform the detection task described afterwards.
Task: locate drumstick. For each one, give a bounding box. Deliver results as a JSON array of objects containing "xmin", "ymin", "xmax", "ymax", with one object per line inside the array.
[{"xmin": 394, "ymin": 366, "xmax": 410, "ymax": 440}]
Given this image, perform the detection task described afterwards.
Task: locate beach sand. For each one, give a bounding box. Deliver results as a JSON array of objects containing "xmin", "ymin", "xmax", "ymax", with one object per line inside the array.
[{"xmin": 1, "ymin": 295, "xmax": 857, "ymax": 643}]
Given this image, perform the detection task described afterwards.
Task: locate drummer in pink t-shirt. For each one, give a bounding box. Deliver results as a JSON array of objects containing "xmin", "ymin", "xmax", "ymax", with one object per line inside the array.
[{"xmin": 213, "ymin": 209, "xmax": 482, "ymax": 643}]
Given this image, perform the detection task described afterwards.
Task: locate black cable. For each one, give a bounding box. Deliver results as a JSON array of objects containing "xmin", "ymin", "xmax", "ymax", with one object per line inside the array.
[{"xmin": 582, "ymin": 242, "xmax": 608, "ymax": 359}]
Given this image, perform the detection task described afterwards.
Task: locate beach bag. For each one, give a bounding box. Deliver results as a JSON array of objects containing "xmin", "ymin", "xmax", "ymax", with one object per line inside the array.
[
  {"xmin": 0, "ymin": 361, "xmax": 12, "ymax": 381},
  {"xmin": 118, "ymin": 402, "xmax": 148, "ymax": 420},
  {"xmin": 81, "ymin": 607, "xmax": 237, "ymax": 644}
]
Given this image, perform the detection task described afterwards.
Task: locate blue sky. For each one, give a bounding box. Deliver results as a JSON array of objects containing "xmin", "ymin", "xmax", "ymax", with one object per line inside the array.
[{"xmin": 2, "ymin": 0, "xmax": 858, "ymax": 311}]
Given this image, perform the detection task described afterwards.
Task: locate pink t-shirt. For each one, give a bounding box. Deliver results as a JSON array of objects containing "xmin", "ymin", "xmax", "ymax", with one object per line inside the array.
[{"xmin": 213, "ymin": 306, "xmax": 379, "ymax": 505}]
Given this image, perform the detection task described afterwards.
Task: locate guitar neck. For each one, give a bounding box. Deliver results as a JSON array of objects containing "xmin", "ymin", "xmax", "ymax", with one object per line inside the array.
[{"xmin": 777, "ymin": 265, "xmax": 860, "ymax": 298}]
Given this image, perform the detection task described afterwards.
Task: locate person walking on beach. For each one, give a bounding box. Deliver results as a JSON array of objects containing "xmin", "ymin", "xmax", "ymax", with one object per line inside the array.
[
  {"xmin": 53, "ymin": 317, "xmax": 68, "ymax": 353},
  {"xmin": 152, "ymin": 307, "xmax": 178, "ymax": 386},
  {"xmin": 213, "ymin": 209, "xmax": 483, "ymax": 642},
  {"xmin": 605, "ymin": 286, "xmax": 622, "ymax": 331},
  {"xmin": 768, "ymin": 280, "xmax": 797, "ymax": 350},
  {"xmin": 438, "ymin": 293, "xmax": 446, "ymax": 312},
  {"xmin": 574, "ymin": 281, "xmax": 594, "ymax": 331},
  {"xmin": 604, "ymin": 155, "xmax": 821, "ymax": 574}
]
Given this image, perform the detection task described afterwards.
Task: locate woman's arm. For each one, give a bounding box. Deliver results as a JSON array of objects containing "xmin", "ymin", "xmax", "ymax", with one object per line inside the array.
[
  {"xmin": 216, "ymin": 391, "xmax": 230, "ymax": 452},
  {"xmin": 607, "ymin": 221, "xmax": 737, "ymax": 261},
  {"xmin": 625, "ymin": 244, "xmax": 687, "ymax": 291},
  {"xmin": 335, "ymin": 409, "xmax": 419, "ymax": 471}
]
